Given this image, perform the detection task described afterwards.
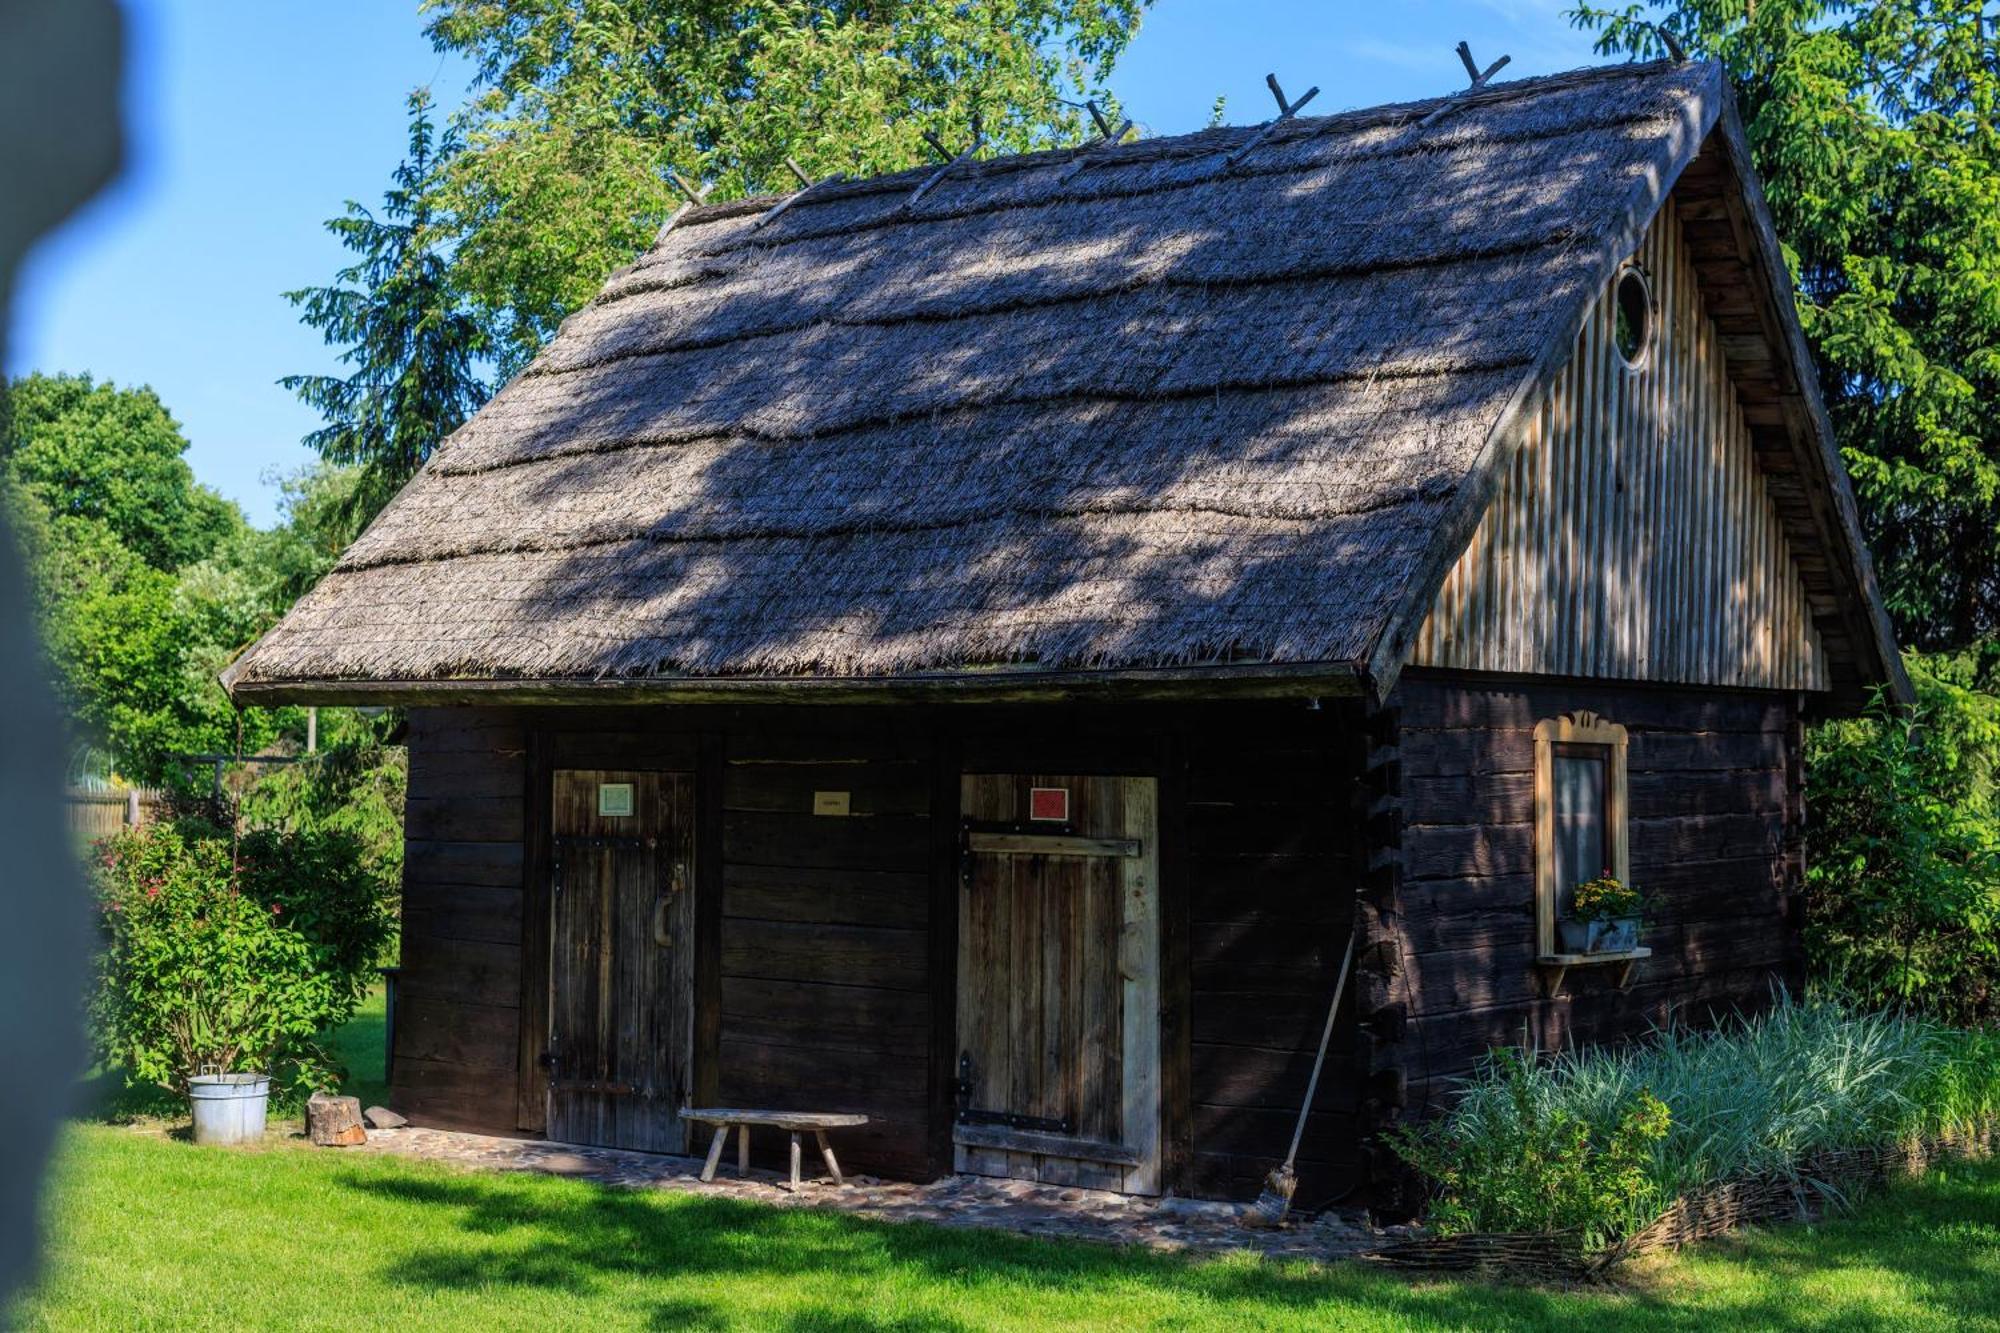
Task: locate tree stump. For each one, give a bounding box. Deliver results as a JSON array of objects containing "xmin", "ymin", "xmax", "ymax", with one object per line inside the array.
[{"xmin": 307, "ymin": 1092, "xmax": 366, "ymax": 1147}]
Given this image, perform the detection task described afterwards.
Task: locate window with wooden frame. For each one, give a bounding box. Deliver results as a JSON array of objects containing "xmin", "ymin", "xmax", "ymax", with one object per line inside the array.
[{"xmin": 1533, "ymin": 711, "xmax": 1629, "ymax": 957}]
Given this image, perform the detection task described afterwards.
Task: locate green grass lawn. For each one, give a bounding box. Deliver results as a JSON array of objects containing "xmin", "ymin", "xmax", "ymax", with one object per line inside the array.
[{"xmin": 13, "ymin": 995, "xmax": 2000, "ymax": 1331}]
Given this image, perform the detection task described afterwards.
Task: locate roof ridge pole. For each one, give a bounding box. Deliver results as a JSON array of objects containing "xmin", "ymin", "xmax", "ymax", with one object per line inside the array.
[
  {"xmin": 1221, "ymin": 72, "xmax": 1320, "ymax": 170},
  {"xmin": 1415, "ymin": 40, "xmax": 1512, "ymax": 129},
  {"xmin": 902, "ymin": 114, "xmax": 984, "ymax": 210},
  {"xmin": 1084, "ymin": 99, "xmax": 1134, "ymax": 147},
  {"xmin": 1049, "ymin": 99, "xmax": 1137, "ymax": 190},
  {"xmin": 652, "ymin": 170, "xmax": 715, "ymax": 243},
  {"xmin": 753, "ymin": 157, "xmax": 849, "ymax": 231},
  {"xmin": 1051, "ymin": 98, "xmax": 1137, "ymax": 189}
]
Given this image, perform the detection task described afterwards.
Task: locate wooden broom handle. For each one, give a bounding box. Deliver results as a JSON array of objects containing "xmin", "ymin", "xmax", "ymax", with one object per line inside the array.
[{"xmin": 1282, "ymin": 930, "xmax": 1355, "ymax": 1171}]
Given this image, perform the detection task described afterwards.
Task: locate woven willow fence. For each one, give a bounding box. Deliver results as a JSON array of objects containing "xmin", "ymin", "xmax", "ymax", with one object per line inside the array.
[{"xmin": 1361, "ymin": 1121, "xmax": 1997, "ymax": 1283}]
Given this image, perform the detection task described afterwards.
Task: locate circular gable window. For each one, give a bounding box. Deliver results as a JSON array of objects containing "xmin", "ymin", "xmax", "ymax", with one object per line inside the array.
[{"xmin": 1613, "ymin": 267, "xmax": 1653, "ymax": 369}]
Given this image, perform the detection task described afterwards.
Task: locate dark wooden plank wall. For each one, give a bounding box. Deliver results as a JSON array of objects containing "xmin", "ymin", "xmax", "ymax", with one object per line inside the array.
[
  {"xmin": 717, "ymin": 717, "xmax": 935, "ymax": 1181},
  {"xmin": 388, "ymin": 701, "xmax": 1370, "ymax": 1201},
  {"xmin": 1394, "ymin": 670, "xmax": 1804, "ymax": 1117},
  {"xmin": 1179, "ymin": 711, "xmax": 1366, "ymax": 1209},
  {"xmin": 392, "ymin": 707, "xmax": 528, "ymax": 1129}
]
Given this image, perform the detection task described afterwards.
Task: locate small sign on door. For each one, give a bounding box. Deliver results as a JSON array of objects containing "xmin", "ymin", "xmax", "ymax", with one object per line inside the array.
[
  {"xmin": 1029, "ymin": 786, "xmax": 1070, "ymax": 822},
  {"xmin": 597, "ymin": 782, "xmax": 635, "ymax": 817},
  {"xmin": 813, "ymin": 790, "xmax": 851, "ymax": 816}
]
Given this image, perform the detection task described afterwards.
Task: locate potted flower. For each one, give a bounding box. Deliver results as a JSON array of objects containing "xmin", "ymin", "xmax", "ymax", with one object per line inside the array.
[{"xmin": 1570, "ymin": 874, "xmax": 1645, "ymax": 953}]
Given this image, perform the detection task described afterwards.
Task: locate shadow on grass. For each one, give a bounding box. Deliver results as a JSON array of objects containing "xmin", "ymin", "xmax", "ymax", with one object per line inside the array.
[
  {"xmin": 72, "ymin": 1068, "xmax": 182, "ymax": 1124},
  {"xmin": 332, "ymin": 1159, "xmax": 2000, "ymax": 1331}
]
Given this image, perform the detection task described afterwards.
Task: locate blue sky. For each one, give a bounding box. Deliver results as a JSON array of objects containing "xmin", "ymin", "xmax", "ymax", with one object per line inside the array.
[{"xmin": 10, "ymin": 1, "xmax": 1602, "ymax": 525}]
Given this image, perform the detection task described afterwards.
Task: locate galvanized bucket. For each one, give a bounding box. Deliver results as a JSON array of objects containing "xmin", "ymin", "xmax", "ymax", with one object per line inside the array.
[{"xmin": 188, "ymin": 1073, "xmax": 270, "ymax": 1146}]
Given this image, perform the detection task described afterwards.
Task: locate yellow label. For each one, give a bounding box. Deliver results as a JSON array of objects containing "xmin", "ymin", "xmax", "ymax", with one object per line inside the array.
[{"xmin": 812, "ymin": 790, "xmax": 851, "ymax": 816}]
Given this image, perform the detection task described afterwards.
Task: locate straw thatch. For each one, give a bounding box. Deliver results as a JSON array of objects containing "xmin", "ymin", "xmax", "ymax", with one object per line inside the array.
[{"xmin": 228, "ymin": 60, "xmax": 1760, "ymax": 697}]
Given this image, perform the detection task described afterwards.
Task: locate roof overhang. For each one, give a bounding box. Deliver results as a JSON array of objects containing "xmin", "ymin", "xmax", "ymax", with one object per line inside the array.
[{"xmin": 221, "ymin": 658, "xmax": 1368, "ymax": 708}]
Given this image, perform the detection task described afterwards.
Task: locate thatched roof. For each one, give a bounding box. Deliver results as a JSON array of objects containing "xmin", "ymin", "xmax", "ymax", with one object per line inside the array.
[{"xmin": 224, "ymin": 58, "xmax": 1902, "ymax": 707}]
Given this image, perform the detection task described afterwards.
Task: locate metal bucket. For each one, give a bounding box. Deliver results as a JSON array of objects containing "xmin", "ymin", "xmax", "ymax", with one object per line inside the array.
[{"xmin": 188, "ymin": 1073, "xmax": 270, "ymax": 1146}]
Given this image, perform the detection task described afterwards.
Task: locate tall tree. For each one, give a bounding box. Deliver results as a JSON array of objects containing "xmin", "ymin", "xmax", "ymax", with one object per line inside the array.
[
  {"xmin": 283, "ymin": 89, "xmax": 488, "ymax": 528},
  {"xmin": 423, "ymin": 0, "xmax": 1150, "ymax": 372},
  {"xmin": 0, "ymin": 373, "xmax": 238, "ymax": 572},
  {"xmin": 1574, "ymin": 2, "xmax": 2000, "ymax": 650}
]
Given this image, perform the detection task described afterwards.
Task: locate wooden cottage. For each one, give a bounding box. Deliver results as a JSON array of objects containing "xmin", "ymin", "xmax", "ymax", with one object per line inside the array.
[{"xmin": 226, "ymin": 59, "xmax": 1908, "ymax": 1210}]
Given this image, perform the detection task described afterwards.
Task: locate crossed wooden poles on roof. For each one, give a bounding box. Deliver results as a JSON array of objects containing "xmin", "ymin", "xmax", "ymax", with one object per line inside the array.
[{"xmin": 661, "ymin": 31, "xmax": 1711, "ymax": 231}]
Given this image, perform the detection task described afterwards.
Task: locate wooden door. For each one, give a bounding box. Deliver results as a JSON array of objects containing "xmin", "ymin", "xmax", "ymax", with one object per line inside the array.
[
  {"xmin": 547, "ymin": 769, "xmax": 694, "ymax": 1153},
  {"xmin": 955, "ymin": 774, "xmax": 1161, "ymax": 1194}
]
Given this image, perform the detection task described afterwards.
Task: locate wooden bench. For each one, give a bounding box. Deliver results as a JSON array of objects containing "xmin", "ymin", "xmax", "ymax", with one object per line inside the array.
[{"xmin": 685, "ymin": 1108, "xmax": 870, "ymax": 1189}]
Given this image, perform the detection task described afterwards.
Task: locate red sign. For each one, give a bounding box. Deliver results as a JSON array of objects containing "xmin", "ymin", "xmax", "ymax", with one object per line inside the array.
[{"xmin": 1029, "ymin": 787, "xmax": 1070, "ymax": 822}]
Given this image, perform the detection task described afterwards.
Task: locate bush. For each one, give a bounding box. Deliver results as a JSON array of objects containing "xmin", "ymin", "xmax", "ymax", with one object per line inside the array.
[
  {"xmin": 1806, "ymin": 655, "xmax": 2000, "ymax": 1024},
  {"xmin": 89, "ymin": 819, "xmax": 392, "ymax": 1102},
  {"xmin": 238, "ymin": 717, "xmax": 405, "ymax": 964},
  {"xmin": 1390, "ymin": 1049, "xmax": 1670, "ymax": 1249},
  {"xmin": 1393, "ymin": 998, "xmax": 2000, "ymax": 1249}
]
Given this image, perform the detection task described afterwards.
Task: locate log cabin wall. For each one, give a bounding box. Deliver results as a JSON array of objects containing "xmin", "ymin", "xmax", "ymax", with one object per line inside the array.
[
  {"xmin": 392, "ymin": 707, "xmax": 530, "ymax": 1130},
  {"xmin": 1412, "ymin": 198, "xmax": 1829, "ymax": 693},
  {"xmin": 387, "ymin": 700, "xmax": 1369, "ymax": 1202},
  {"xmin": 1394, "ymin": 669, "xmax": 1804, "ymax": 1117}
]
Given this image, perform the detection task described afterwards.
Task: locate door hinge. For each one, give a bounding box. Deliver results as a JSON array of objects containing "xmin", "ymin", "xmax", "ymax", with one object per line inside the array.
[{"xmin": 953, "ymin": 1051, "xmax": 1072, "ymax": 1135}]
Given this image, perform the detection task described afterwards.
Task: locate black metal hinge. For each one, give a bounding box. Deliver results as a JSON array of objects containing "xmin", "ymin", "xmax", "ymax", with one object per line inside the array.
[{"xmin": 954, "ymin": 1051, "xmax": 1072, "ymax": 1135}]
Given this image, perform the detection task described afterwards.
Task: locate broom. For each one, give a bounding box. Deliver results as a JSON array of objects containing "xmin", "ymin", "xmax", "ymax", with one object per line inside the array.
[{"xmin": 1247, "ymin": 931, "xmax": 1355, "ymax": 1227}]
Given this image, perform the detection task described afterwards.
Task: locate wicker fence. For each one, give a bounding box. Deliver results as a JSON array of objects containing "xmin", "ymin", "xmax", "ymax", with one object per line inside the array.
[
  {"xmin": 1362, "ymin": 1121, "xmax": 1998, "ymax": 1282},
  {"xmin": 64, "ymin": 786, "xmax": 167, "ymax": 841}
]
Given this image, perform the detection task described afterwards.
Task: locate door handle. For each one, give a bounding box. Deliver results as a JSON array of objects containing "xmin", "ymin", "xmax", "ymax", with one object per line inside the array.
[{"xmin": 653, "ymin": 895, "xmax": 673, "ymax": 948}]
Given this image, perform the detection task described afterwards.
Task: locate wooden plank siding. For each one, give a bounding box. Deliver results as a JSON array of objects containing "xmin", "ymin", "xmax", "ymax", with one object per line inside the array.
[
  {"xmin": 387, "ymin": 702, "xmax": 1370, "ymax": 1203},
  {"xmin": 1413, "ymin": 199, "xmax": 1829, "ymax": 694},
  {"xmin": 1393, "ymin": 671, "xmax": 1804, "ymax": 1117},
  {"xmin": 718, "ymin": 722, "xmax": 935, "ymax": 1182},
  {"xmin": 392, "ymin": 708, "xmax": 528, "ymax": 1131}
]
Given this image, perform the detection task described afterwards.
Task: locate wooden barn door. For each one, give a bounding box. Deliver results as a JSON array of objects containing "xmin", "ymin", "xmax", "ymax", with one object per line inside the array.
[
  {"xmin": 547, "ymin": 769, "xmax": 694, "ymax": 1153},
  {"xmin": 955, "ymin": 774, "xmax": 1161, "ymax": 1194}
]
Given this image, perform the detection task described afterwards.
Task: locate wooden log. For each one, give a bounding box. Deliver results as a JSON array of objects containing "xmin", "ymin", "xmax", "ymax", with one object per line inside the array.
[{"xmin": 307, "ymin": 1093, "xmax": 366, "ymax": 1147}]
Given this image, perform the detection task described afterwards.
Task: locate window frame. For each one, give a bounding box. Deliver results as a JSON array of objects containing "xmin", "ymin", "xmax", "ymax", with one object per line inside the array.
[{"xmin": 1533, "ymin": 710, "xmax": 1630, "ymax": 957}]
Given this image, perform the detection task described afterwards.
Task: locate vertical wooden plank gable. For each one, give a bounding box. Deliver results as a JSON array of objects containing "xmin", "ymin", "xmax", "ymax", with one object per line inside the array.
[{"xmin": 1414, "ymin": 200, "xmax": 1829, "ymax": 693}]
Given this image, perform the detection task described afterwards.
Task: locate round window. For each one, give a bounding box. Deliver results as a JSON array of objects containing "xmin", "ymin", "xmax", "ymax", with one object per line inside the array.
[{"xmin": 1613, "ymin": 268, "xmax": 1653, "ymax": 368}]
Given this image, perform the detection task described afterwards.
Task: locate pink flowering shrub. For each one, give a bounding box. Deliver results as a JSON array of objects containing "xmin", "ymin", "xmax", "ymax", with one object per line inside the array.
[{"xmin": 89, "ymin": 820, "xmax": 391, "ymax": 1099}]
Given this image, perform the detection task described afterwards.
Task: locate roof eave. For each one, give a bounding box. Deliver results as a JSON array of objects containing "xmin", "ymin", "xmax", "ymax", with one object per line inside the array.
[{"xmin": 220, "ymin": 659, "xmax": 1369, "ymax": 708}]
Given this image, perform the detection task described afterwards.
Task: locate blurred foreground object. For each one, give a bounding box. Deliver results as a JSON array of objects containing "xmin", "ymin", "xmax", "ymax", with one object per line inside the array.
[{"xmin": 0, "ymin": 0, "xmax": 123, "ymax": 1306}]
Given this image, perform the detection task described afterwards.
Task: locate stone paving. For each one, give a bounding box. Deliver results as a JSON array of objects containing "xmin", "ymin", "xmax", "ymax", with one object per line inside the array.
[{"xmin": 350, "ymin": 1125, "xmax": 1399, "ymax": 1263}]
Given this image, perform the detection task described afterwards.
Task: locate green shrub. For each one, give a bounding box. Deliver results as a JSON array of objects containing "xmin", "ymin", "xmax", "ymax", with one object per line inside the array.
[
  {"xmin": 1390, "ymin": 1049, "xmax": 1670, "ymax": 1249},
  {"xmin": 88, "ymin": 819, "xmax": 392, "ymax": 1102},
  {"xmin": 1806, "ymin": 655, "xmax": 2000, "ymax": 1024},
  {"xmin": 238, "ymin": 718, "xmax": 405, "ymax": 965},
  {"xmin": 1395, "ymin": 998, "xmax": 2000, "ymax": 1249}
]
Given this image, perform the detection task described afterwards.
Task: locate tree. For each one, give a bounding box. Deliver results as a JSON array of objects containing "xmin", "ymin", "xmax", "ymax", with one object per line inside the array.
[
  {"xmin": 424, "ymin": 0, "xmax": 1150, "ymax": 372},
  {"xmin": 1572, "ymin": 2, "xmax": 2000, "ymax": 652},
  {"xmin": 283, "ymin": 89, "xmax": 488, "ymax": 529},
  {"xmin": 0, "ymin": 373, "xmax": 238, "ymax": 572},
  {"xmin": 1804, "ymin": 656, "xmax": 2000, "ymax": 1024}
]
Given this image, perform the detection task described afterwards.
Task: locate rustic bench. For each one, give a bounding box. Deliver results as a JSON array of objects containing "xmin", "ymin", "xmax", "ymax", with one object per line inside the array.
[{"xmin": 685, "ymin": 1108, "xmax": 870, "ymax": 1189}]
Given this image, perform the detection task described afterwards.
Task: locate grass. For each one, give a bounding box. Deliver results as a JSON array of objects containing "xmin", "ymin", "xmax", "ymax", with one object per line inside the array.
[{"xmin": 13, "ymin": 996, "xmax": 2000, "ymax": 1330}]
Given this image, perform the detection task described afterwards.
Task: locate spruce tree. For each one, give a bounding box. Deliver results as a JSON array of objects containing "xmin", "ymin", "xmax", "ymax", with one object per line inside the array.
[{"xmin": 283, "ymin": 89, "xmax": 488, "ymax": 530}]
